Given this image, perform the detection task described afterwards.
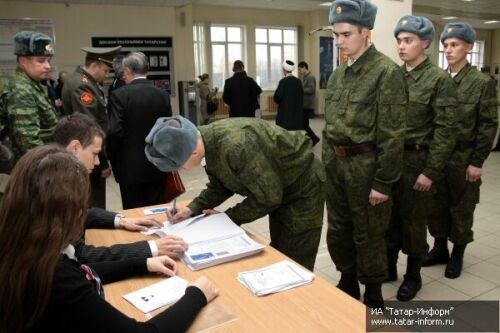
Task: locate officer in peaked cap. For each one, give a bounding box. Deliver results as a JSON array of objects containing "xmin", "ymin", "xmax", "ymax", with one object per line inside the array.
[
  {"xmin": 2, "ymin": 31, "xmax": 58, "ymax": 161},
  {"xmin": 322, "ymin": 0, "xmax": 407, "ymax": 310},
  {"xmin": 61, "ymin": 45, "xmax": 122, "ymax": 208}
]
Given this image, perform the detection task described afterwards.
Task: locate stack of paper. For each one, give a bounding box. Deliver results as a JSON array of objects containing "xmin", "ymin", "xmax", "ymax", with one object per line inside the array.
[
  {"xmin": 143, "ymin": 213, "xmax": 265, "ymax": 271},
  {"xmin": 123, "ymin": 276, "xmax": 188, "ymax": 313},
  {"xmin": 237, "ymin": 260, "xmax": 315, "ymax": 296}
]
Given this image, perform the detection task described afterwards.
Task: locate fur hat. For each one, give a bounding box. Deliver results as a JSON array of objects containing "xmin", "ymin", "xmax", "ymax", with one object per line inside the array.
[
  {"xmin": 282, "ymin": 60, "xmax": 295, "ymax": 72},
  {"xmin": 328, "ymin": 0, "xmax": 378, "ymax": 30},
  {"xmin": 14, "ymin": 31, "xmax": 54, "ymax": 56},
  {"xmin": 394, "ymin": 15, "xmax": 435, "ymax": 44},
  {"xmin": 145, "ymin": 116, "xmax": 198, "ymax": 172},
  {"xmin": 440, "ymin": 22, "xmax": 476, "ymax": 44}
]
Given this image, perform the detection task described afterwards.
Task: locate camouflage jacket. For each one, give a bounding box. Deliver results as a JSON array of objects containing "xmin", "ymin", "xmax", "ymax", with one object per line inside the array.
[
  {"xmin": 4, "ymin": 69, "xmax": 57, "ymax": 160},
  {"xmin": 403, "ymin": 58, "xmax": 458, "ymax": 180},
  {"xmin": 323, "ymin": 44, "xmax": 408, "ymax": 194},
  {"xmin": 452, "ymin": 63, "xmax": 498, "ymax": 168},
  {"xmin": 62, "ymin": 66, "xmax": 109, "ymax": 170},
  {"xmin": 187, "ymin": 118, "xmax": 316, "ymax": 225}
]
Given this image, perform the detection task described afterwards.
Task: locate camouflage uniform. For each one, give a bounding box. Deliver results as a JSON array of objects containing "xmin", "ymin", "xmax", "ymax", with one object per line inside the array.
[
  {"xmin": 428, "ymin": 63, "xmax": 498, "ymax": 245},
  {"xmin": 187, "ymin": 118, "xmax": 325, "ymax": 270},
  {"xmin": 62, "ymin": 66, "xmax": 109, "ymax": 208},
  {"xmin": 386, "ymin": 58, "xmax": 458, "ymax": 258},
  {"xmin": 3, "ymin": 69, "xmax": 57, "ymax": 160},
  {"xmin": 322, "ymin": 44, "xmax": 407, "ymax": 283}
]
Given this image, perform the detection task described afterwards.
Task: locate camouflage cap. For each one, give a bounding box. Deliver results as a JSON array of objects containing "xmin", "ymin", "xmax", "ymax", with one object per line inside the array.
[
  {"xmin": 440, "ymin": 22, "xmax": 476, "ymax": 44},
  {"xmin": 329, "ymin": 0, "xmax": 378, "ymax": 30},
  {"xmin": 14, "ymin": 31, "xmax": 54, "ymax": 56},
  {"xmin": 81, "ymin": 46, "xmax": 122, "ymax": 67},
  {"xmin": 145, "ymin": 116, "xmax": 198, "ymax": 172},
  {"xmin": 394, "ymin": 15, "xmax": 435, "ymax": 45}
]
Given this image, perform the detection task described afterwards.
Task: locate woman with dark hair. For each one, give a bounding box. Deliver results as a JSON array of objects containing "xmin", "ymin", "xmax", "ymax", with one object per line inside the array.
[
  {"xmin": 197, "ymin": 73, "xmax": 218, "ymax": 125},
  {"xmin": 0, "ymin": 145, "xmax": 218, "ymax": 333}
]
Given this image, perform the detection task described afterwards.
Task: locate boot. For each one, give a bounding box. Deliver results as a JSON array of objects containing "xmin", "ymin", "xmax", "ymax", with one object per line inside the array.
[
  {"xmin": 364, "ymin": 283, "xmax": 385, "ymax": 310},
  {"xmin": 337, "ymin": 272, "xmax": 361, "ymax": 300},
  {"xmin": 445, "ymin": 244, "xmax": 466, "ymax": 279},
  {"xmin": 422, "ymin": 237, "xmax": 449, "ymax": 267},
  {"xmin": 384, "ymin": 250, "xmax": 399, "ymax": 282},
  {"xmin": 397, "ymin": 256, "xmax": 422, "ymax": 301}
]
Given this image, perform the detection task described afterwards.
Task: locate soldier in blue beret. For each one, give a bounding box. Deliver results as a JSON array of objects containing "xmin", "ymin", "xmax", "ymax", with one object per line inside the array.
[
  {"xmin": 386, "ymin": 15, "xmax": 458, "ymax": 301},
  {"xmin": 424, "ymin": 22, "xmax": 498, "ymax": 279},
  {"xmin": 323, "ymin": 0, "xmax": 407, "ymax": 309},
  {"xmin": 1, "ymin": 31, "xmax": 58, "ymax": 161}
]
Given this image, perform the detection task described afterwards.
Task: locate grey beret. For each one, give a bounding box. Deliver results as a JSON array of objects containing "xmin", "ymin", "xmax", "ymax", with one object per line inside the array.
[
  {"xmin": 329, "ymin": 0, "xmax": 378, "ymax": 30},
  {"xmin": 14, "ymin": 31, "xmax": 54, "ymax": 56},
  {"xmin": 145, "ymin": 116, "xmax": 198, "ymax": 172},
  {"xmin": 440, "ymin": 22, "xmax": 476, "ymax": 44},
  {"xmin": 394, "ymin": 15, "xmax": 435, "ymax": 43}
]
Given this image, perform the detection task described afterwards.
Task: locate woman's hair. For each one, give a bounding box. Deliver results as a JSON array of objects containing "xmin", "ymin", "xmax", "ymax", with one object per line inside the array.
[
  {"xmin": 198, "ymin": 73, "xmax": 209, "ymax": 81},
  {"xmin": 0, "ymin": 145, "xmax": 90, "ymax": 333}
]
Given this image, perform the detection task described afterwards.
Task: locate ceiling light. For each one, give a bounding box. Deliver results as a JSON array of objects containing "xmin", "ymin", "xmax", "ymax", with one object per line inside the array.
[
  {"xmin": 484, "ymin": 20, "xmax": 500, "ymax": 24},
  {"xmin": 443, "ymin": 16, "xmax": 457, "ymax": 20},
  {"xmin": 461, "ymin": 0, "xmax": 474, "ymax": 2},
  {"xmin": 320, "ymin": 2, "xmax": 332, "ymax": 6}
]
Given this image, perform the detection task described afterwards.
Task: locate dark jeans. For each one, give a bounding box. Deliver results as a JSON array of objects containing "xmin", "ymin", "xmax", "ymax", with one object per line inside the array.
[{"xmin": 303, "ymin": 108, "xmax": 319, "ymax": 144}]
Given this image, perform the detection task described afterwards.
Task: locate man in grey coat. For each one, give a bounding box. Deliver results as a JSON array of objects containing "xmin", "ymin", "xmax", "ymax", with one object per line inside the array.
[{"xmin": 298, "ymin": 61, "xmax": 320, "ymax": 145}]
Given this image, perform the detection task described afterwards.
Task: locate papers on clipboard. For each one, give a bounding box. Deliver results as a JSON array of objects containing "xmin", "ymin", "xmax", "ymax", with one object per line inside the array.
[
  {"xmin": 122, "ymin": 276, "xmax": 188, "ymax": 313},
  {"xmin": 238, "ymin": 260, "xmax": 315, "ymax": 296},
  {"xmin": 143, "ymin": 213, "xmax": 265, "ymax": 271}
]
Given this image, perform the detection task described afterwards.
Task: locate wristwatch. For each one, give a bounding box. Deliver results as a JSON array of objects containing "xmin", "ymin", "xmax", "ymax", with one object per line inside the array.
[{"xmin": 114, "ymin": 213, "xmax": 125, "ymax": 228}]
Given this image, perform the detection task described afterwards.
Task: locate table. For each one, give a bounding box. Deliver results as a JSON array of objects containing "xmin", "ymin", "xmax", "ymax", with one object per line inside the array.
[{"xmin": 85, "ymin": 205, "xmax": 367, "ymax": 332}]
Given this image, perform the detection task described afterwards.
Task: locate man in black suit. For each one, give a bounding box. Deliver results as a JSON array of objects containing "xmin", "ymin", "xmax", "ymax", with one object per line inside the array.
[
  {"xmin": 107, "ymin": 52, "xmax": 172, "ymax": 209},
  {"xmin": 222, "ymin": 60, "xmax": 262, "ymax": 118}
]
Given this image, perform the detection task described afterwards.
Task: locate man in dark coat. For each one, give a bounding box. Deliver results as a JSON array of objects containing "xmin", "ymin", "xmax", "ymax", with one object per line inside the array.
[
  {"xmin": 274, "ymin": 60, "xmax": 304, "ymax": 131},
  {"xmin": 222, "ymin": 60, "xmax": 262, "ymax": 118},
  {"xmin": 107, "ymin": 52, "xmax": 172, "ymax": 209}
]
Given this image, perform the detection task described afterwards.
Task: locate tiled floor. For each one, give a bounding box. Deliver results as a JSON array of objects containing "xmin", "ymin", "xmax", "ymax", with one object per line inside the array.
[{"xmin": 105, "ymin": 118, "xmax": 500, "ymax": 305}]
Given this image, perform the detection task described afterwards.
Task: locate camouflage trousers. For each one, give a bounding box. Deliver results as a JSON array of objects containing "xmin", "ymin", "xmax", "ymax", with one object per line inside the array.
[
  {"xmin": 386, "ymin": 150, "xmax": 433, "ymax": 259},
  {"xmin": 323, "ymin": 146, "xmax": 392, "ymax": 284},
  {"xmin": 270, "ymin": 158, "xmax": 325, "ymax": 271},
  {"xmin": 428, "ymin": 148, "xmax": 480, "ymax": 245}
]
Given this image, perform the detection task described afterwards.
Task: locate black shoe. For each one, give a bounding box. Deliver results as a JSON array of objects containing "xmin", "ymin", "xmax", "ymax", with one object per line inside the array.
[
  {"xmin": 397, "ymin": 277, "xmax": 422, "ymax": 301},
  {"xmin": 364, "ymin": 283, "xmax": 384, "ymax": 309},
  {"xmin": 384, "ymin": 250, "xmax": 398, "ymax": 282},
  {"xmin": 422, "ymin": 238, "xmax": 449, "ymax": 267},
  {"xmin": 445, "ymin": 244, "xmax": 466, "ymax": 279},
  {"xmin": 337, "ymin": 273, "xmax": 360, "ymax": 300}
]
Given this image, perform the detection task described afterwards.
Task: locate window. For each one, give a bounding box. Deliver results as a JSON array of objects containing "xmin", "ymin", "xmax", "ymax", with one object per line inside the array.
[
  {"xmin": 438, "ymin": 40, "xmax": 485, "ymax": 70},
  {"xmin": 255, "ymin": 27, "xmax": 298, "ymax": 89},
  {"xmin": 210, "ymin": 25, "xmax": 244, "ymax": 90}
]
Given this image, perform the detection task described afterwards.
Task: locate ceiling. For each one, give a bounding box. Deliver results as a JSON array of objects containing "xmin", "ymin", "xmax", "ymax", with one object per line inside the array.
[{"xmin": 8, "ymin": 0, "xmax": 500, "ymax": 29}]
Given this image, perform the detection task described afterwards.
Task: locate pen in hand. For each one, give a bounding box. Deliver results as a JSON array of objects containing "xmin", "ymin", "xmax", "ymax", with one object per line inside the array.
[{"xmin": 171, "ymin": 198, "xmax": 177, "ymax": 216}]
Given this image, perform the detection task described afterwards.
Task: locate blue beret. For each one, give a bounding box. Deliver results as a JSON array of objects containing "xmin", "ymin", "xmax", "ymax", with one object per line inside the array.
[
  {"xmin": 394, "ymin": 15, "xmax": 435, "ymax": 43},
  {"xmin": 145, "ymin": 116, "xmax": 198, "ymax": 172},
  {"xmin": 329, "ymin": 0, "xmax": 377, "ymax": 30},
  {"xmin": 440, "ymin": 22, "xmax": 476, "ymax": 44},
  {"xmin": 14, "ymin": 31, "xmax": 54, "ymax": 57}
]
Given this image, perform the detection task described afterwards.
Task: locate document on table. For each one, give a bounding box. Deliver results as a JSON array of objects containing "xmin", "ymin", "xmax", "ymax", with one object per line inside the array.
[
  {"xmin": 238, "ymin": 260, "xmax": 315, "ymax": 296},
  {"xmin": 142, "ymin": 213, "xmax": 265, "ymax": 271},
  {"xmin": 122, "ymin": 276, "xmax": 188, "ymax": 313}
]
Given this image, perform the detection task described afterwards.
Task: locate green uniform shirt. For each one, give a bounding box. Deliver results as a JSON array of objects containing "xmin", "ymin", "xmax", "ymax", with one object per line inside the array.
[
  {"xmin": 188, "ymin": 118, "xmax": 316, "ymax": 227},
  {"xmin": 323, "ymin": 44, "xmax": 407, "ymax": 194},
  {"xmin": 5, "ymin": 69, "xmax": 58, "ymax": 160},
  {"xmin": 403, "ymin": 58, "xmax": 458, "ymax": 180},
  {"xmin": 452, "ymin": 63, "xmax": 498, "ymax": 168}
]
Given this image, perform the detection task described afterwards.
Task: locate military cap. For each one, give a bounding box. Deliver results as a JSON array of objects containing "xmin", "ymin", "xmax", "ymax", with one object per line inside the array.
[
  {"xmin": 329, "ymin": 0, "xmax": 378, "ymax": 30},
  {"xmin": 282, "ymin": 60, "xmax": 295, "ymax": 72},
  {"xmin": 81, "ymin": 46, "xmax": 122, "ymax": 67},
  {"xmin": 440, "ymin": 22, "xmax": 476, "ymax": 44},
  {"xmin": 13, "ymin": 31, "xmax": 54, "ymax": 57},
  {"xmin": 394, "ymin": 15, "xmax": 435, "ymax": 44},
  {"xmin": 145, "ymin": 116, "xmax": 198, "ymax": 172}
]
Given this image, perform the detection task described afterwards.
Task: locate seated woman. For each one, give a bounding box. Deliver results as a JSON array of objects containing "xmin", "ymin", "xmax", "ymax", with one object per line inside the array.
[{"xmin": 0, "ymin": 145, "xmax": 218, "ymax": 333}]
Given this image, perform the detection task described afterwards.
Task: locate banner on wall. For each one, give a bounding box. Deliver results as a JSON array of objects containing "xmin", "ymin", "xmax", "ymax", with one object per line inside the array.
[
  {"xmin": 92, "ymin": 36, "xmax": 175, "ymax": 97},
  {"xmin": 0, "ymin": 18, "xmax": 55, "ymax": 76},
  {"xmin": 319, "ymin": 36, "xmax": 334, "ymax": 89}
]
